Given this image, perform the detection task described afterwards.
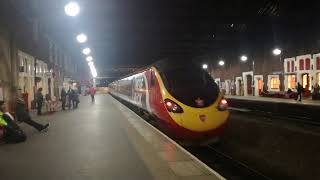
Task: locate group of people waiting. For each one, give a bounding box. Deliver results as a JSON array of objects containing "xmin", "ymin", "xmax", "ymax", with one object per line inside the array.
[
  {"xmin": 0, "ymin": 88, "xmax": 49, "ymax": 143},
  {"xmin": 1, "ymin": 85, "xmax": 97, "ymax": 144},
  {"xmin": 60, "ymin": 87, "xmax": 80, "ymax": 110}
]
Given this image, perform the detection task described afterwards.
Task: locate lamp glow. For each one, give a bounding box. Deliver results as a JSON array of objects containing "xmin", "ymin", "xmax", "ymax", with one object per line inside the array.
[
  {"xmin": 202, "ymin": 64, "xmax": 208, "ymax": 69},
  {"xmin": 88, "ymin": 61, "xmax": 94, "ymax": 66},
  {"xmin": 273, "ymin": 48, "xmax": 281, "ymax": 55},
  {"xmin": 218, "ymin": 60, "xmax": 225, "ymax": 66},
  {"xmin": 86, "ymin": 56, "xmax": 93, "ymax": 61},
  {"xmin": 241, "ymin": 55, "xmax": 248, "ymax": 62},
  {"xmin": 76, "ymin": 33, "xmax": 87, "ymax": 43},
  {"xmin": 82, "ymin": 48, "xmax": 91, "ymax": 55},
  {"xmin": 64, "ymin": 1, "xmax": 80, "ymax": 17}
]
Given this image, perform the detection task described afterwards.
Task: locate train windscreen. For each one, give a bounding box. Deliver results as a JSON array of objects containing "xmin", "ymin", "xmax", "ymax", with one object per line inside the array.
[{"xmin": 161, "ymin": 68, "xmax": 220, "ymax": 108}]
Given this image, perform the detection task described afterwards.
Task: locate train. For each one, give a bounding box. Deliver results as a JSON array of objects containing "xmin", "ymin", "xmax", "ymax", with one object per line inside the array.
[{"xmin": 109, "ymin": 59, "xmax": 229, "ymax": 143}]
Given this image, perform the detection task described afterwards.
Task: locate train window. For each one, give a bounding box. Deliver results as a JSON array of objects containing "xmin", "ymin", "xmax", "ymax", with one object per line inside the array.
[{"xmin": 161, "ymin": 68, "xmax": 219, "ymax": 107}]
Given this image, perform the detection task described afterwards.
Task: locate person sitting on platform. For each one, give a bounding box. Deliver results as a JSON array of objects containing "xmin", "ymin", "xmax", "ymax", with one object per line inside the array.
[
  {"xmin": 0, "ymin": 101, "xmax": 26, "ymax": 143},
  {"xmin": 12, "ymin": 88, "xmax": 49, "ymax": 132}
]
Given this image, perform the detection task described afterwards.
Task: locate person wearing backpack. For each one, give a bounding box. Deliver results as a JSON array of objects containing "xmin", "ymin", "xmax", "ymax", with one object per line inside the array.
[{"xmin": 0, "ymin": 101, "xmax": 26, "ymax": 143}]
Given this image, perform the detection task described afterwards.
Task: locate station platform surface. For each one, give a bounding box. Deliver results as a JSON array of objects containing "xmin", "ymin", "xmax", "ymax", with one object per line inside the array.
[
  {"xmin": 226, "ymin": 95, "xmax": 320, "ymax": 107},
  {"xmin": 0, "ymin": 94, "xmax": 224, "ymax": 180}
]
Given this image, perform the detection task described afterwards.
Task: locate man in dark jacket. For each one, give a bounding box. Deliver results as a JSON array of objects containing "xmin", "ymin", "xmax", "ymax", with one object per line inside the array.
[
  {"xmin": 14, "ymin": 89, "xmax": 49, "ymax": 131},
  {"xmin": 36, "ymin": 88, "xmax": 44, "ymax": 115},
  {"xmin": 61, "ymin": 88, "xmax": 67, "ymax": 110},
  {"xmin": 296, "ymin": 82, "xmax": 303, "ymax": 101},
  {"xmin": 67, "ymin": 87, "xmax": 74, "ymax": 109}
]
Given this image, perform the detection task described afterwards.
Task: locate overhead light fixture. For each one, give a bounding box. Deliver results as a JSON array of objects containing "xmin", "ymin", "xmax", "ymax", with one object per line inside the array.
[
  {"xmin": 241, "ymin": 55, "xmax": 248, "ymax": 62},
  {"xmin": 88, "ymin": 61, "xmax": 94, "ymax": 67},
  {"xmin": 86, "ymin": 56, "xmax": 93, "ymax": 62},
  {"xmin": 273, "ymin": 48, "xmax": 281, "ymax": 55},
  {"xmin": 64, "ymin": 1, "xmax": 80, "ymax": 17},
  {"xmin": 218, "ymin": 60, "xmax": 225, "ymax": 66},
  {"xmin": 82, "ymin": 48, "xmax": 91, "ymax": 55},
  {"xmin": 202, "ymin": 64, "xmax": 208, "ymax": 69},
  {"xmin": 76, "ymin": 33, "xmax": 87, "ymax": 43}
]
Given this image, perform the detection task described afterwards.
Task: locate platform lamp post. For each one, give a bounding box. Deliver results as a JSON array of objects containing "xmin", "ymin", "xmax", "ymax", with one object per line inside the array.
[
  {"xmin": 31, "ymin": 0, "xmax": 40, "ymax": 109},
  {"xmin": 240, "ymin": 55, "xmax": 255, "ymax": 96},
  {"xmin": 272, "ymin": 48, "xmax": 283, "ymax": 91}
]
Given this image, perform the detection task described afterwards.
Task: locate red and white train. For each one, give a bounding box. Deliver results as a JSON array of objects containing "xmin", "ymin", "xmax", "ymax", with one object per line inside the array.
[{"xmin": 109, "ymin": 60, "xmax": 229, "ymax": 142}]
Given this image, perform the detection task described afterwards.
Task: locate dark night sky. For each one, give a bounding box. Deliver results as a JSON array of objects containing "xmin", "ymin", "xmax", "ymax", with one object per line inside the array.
[{"xmin": 7, "ymin": 0, "xmax": 320, "ymax": 73}]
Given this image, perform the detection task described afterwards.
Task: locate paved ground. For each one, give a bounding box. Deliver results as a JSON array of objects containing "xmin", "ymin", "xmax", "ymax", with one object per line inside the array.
[
  {"xmin": 1, "ymin": 94, "xmax": 222, "ymax": 180},
  {"xmin": 1, "ymin": 95, "xmax": 152, "ymax": 180}
]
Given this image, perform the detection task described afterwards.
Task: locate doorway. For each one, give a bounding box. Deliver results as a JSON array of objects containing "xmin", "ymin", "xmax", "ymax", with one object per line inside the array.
[
  {"xmin": 48, "ymin": 78, "xmax": 52, "ymax": 98},
  {"xmin": 302, "ymin": 73, "xmax": 312, "ymax": 91},
  {"xmin": 237, "ymin": 79, "xmax": 242, "ymax": 95},
  {"xmin": 246, "ymin": 75, "xmax": 253, "ymax": 95}
]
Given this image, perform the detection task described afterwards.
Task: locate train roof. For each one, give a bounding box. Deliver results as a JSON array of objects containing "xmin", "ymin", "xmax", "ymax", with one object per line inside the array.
[
  {"xmin": 152, "ymin": 58, "xmax": 200, "ymax": 72},
  {"xmin": 109, "ymin": 58, "xmax": 200, "ymax": 84}
]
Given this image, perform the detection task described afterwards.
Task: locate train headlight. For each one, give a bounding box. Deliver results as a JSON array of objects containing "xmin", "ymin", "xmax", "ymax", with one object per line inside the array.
[
  {"xmin": 218, "ymin": 98, "xmax": 228, "ymax": 111},
  {"xmin": 164, "ymin": 99, "xmax": 184, "ymax": 113}
]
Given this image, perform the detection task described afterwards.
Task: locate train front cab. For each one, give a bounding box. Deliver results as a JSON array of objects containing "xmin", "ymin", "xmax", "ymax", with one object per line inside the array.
[{"xmin": 149, "ymin": 66, "xmax": 230, "ymax": 141}]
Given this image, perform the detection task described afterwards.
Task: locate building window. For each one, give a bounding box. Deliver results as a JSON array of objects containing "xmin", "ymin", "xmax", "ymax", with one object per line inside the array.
[
  {"xmin": 271, "ymin": 77, "xmax": 280, "ymax": 89},
  {"xmin": 291, "ymin": 61, "xmax": 294, "ymax": 72},
  {"xmin": 317, "ymin": 73, "xmax": 320, "ymax": 85},
  {"xmin": 287, "ymin": 61, "xmax": 290, "ymax": 72},
  {"xmin": 317, "ymin": 57, "xmax": 320, "ymax": 70},
  {"xmin": 306, "ymin": 58, "xmax": 311, "ymax": 70},
  {"xmin": 299, "ymin": 59, "xmax": 304, "ymax": 70},
  {"xmin": 287, "ymin": 75, "xmax": 296, "ymax": 89}
]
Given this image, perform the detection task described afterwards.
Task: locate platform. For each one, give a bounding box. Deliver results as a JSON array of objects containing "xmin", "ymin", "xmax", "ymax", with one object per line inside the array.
[
  {"xmin": 226, "ymin": 95, "xmax": 320, "ymax": 107},
  {"xmin": 226, "ymin": 95, "xmax": 320, "ymax": 121},
  {"xmin": 0, "ymin": 94, "xmax": 224, "ymax": 180}
]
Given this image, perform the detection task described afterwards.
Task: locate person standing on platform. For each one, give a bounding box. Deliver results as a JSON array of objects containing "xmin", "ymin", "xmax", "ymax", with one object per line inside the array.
[
  {"xmin": 296, "ymin": 82, "xmax": 303, "ymax": 102},
  {"xmin": 13, "ymin": 89, "xmax": 49, "ymax": 131},
  {"xmin": 67, "ymin": 87, "xmax": 73, "ymax": 109},
  {"xmin": 36, "ymin": 88, "xmax": 44, "ymax": 115},
  {"xmin": 61, "ymin": 88, "xmax": 67, "ymax": 110},
  {"xmin": 73, "ymin": 91, "xmax": 80, "ymax": 108},
  {"xmin": 312, "ymin": 83, "xmax": 320, "ymax": 100},
  {"xmin": 89, "ymin": 86, "xmax": 96, "ymax": 102},
  {"xmin": 71, "ymin": 89, "xmax": 77, "ymax": 109}
]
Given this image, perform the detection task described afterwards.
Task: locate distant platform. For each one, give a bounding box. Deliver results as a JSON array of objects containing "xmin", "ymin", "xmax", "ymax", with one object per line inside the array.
[{"xmin": 226, "ymin": 95, "xmax": 320, "ymax": 107}]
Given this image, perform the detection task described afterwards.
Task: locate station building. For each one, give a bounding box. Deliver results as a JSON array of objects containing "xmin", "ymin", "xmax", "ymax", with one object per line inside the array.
[
  {"xmin": 211, "ymin": 53, "xmax": 320, "ymax": 97},
  {"xmin": 17, "ymin": 50, "xmax": 54, "ymax": 108}
]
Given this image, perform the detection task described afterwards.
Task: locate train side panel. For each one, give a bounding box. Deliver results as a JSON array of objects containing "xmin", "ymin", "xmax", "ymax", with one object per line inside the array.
[{"xmin": 110, "ymin": 71, "xmax": 151, "ymax": 112}]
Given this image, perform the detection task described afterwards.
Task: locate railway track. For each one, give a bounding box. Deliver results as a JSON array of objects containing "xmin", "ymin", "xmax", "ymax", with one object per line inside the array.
[
  {"xmin": 228, "ymin": 107, "xmax": 320, "ymax": 126},
  {"xmin": 112, "ymin": 95, "xmax": 274, "ymax": 180},
  {"xmin": 227, "ymin": 98, "xmax": 320, "ymax": 127},
  {"xmin": 186, "ymin": 145, "xmax": 273, "ymax": 180}
]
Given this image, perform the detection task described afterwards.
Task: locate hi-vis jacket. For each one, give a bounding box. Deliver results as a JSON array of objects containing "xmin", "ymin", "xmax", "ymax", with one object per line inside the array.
[{"xmin": 0, "ymin": 111, "xmax": 8, "ymax": 126}]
